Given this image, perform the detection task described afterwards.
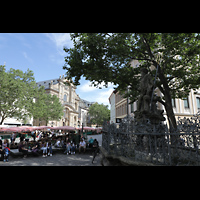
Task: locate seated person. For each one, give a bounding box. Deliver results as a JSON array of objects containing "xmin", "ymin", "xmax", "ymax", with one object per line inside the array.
[
  {"xmin": 88, "ymin": 137, "xmax": 94, "ymax": 148},
  {"xmin": 4, "ymin": 147, "xmax": 10, "ymax": 162},
  {"xmin": 79, "ymin": 139, "xmax": 86, "ymax": 153},
  {"xmin": 55, "ymin": 139, "xmax": 61, "ymax": 147},
  {"xmin": 0, "ymin": 137, "xmax": 4, "ymax": 161},
  {"xmin": 32, "ymin": 141, "xmax": 40, "ymax": 155},
  {"xmin": 60, "ymin": 139, "xmax": 64, "ymax": 146},
  {"xmin": 2, "ymin": 139, "xmax": 10, "ymax": 162},
  {"xmin": 71, "ymin": 142, "xmax": 76, "ymax": 154},
  {"xmin": 47, "ymin": 141, "xmax": 53, "ymax": 156},
  {"xmin": 40, "ymin": 141, "xmax": 47, "ymax": 157},
  {"xmin": 18, "ymin": 141, "xmax": 28, "ymax": 158},
  {"xmin": 64, "ymin": 142, "xmax": 71, "ymax": 155}
]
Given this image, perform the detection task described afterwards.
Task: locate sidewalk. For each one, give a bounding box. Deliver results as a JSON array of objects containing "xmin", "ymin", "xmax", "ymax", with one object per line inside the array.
[
  {"xmin": 0, "ymin": 152, "xmax": 101, "ymax": 166},
  {"xmin": 1, "ymin": 134, "xmax": 102, "ymax": 166}
]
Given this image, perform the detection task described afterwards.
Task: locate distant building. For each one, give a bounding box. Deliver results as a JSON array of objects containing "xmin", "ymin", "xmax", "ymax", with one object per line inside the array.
[
  {"xmin": 78, "ymin": 98, "xmax": 95, "ymax": 127},
  {"xmin": 108, "ymin": 90, "xmax": 116, "ymax": 124},
  {"xmin": 34, "ymin": 75, "xmax": 80, "ymax": 127},
  {"xmin": 0, "ymin": 116, "xmax": 33, "ymax": 127},
  {"xmin": 1, "ymin": 74, "xmax": 96, "ymax": 128}
]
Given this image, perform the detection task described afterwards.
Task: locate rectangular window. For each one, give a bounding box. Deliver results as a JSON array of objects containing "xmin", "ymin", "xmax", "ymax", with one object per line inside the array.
[
  {"xmin": 196, "ymin": 97, "xmax": 200, "ymax": 109},
  {"xmin": 183, "ymin": 97, "xmax": 189, "ymax": 108}
]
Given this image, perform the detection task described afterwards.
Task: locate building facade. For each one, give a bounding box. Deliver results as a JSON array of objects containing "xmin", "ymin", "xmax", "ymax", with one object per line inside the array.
[
  {"xmin": 79, "ymin": 99, "xmax": 96, "ymax": 127},
  {"xmin": 171, "ymin": 88, "xmax": 200, "ymax": 120},
  {"xmin": 33, "ymin": 75, "xmax": 80, "ymax": 127},
  {"xmin": 78, "ymin": 98, "xmax": 89, "ymax": 127},
  {"xmin": 0, "ymin": 116, "xmax": 33, "ymax": 127},
  {"xmin": 109, "ymin": 59, "xmax": 200, "ymax": 126},
  {"xmin": 1, "ymin": 74, "xmax": 95, "ymax": 128},
  {"xmin": 108, "ymin": 90, "xmax": 116, "ymax": 124},
  {"xmin": 109, "ymin": 90, "xmax": 135, "ymax": 124}
]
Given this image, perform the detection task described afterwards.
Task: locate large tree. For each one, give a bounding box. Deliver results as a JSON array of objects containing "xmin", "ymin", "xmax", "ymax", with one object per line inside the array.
[
  {"xmin": 63, "ymin": 33, "xmax": 200, "ymax": 130},
  {"xmin": 0, "ymin": 65, "xmax": 64, "ymax": 126},
  {"xmin": 33, "ymin": 87, "xmax": 64, "ymax": 126},
  {"xmin": 89, "ymin": 103, "xmax": 110, "ymax": 127},
  {"xmin": 0, "ymin": 65, "xmax": 37, "ymax": 124}
]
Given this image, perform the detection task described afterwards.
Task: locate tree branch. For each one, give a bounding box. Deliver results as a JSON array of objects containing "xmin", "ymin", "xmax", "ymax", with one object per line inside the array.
[{"xmin": 141, "ymin": 36, "xmax": 155, "ymax": 60}]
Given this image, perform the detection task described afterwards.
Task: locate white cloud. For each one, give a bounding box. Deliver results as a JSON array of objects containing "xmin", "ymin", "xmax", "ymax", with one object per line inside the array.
[
  {"xmin": 22, "ymin": 51, "xmax": 33, "ymax": 64},
  {"xmin": 93, "ymin": 88, "xmax": 114, "ymax": 107},
  {"xmin": 44, "ymin": 33, "xmax": 73, "ymax": 55},
  {"xmin": 78, "ymin": 82, "xmax": 100, "ymax": 92},
  {"xmin": 77, "ymin": 80, "xmax": 115, "ymax": 108}
]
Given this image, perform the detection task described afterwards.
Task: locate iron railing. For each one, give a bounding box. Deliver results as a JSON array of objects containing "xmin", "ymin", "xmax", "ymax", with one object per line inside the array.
[{"xmin": 102, "ymin": 116, "xmax": 200, "ymax": 166}]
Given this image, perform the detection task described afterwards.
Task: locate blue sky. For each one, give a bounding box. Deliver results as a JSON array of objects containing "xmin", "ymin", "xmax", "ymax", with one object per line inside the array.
[{"xmin": 0, "ymin": 33, "xmax": 115, "ymax": 108}]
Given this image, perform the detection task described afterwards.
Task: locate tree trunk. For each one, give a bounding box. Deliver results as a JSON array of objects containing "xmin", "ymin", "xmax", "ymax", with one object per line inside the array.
[
  {"xmin": 0, "ymin": 115, "xmax": 5, "ymax": 125},
  {"xmin": 154, "ymin": 62, "xmax": 177, "ymax": 131},
  {"xmin": 164, "ymin": 95, "xmax": 177, "ymax": 131}
]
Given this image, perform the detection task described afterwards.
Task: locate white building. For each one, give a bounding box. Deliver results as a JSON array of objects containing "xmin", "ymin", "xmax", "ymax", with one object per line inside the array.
[
  {"xmin": 108, "ymin": 90, "xmax": 116, "ymax": 124},
  {"xmin": 34, "ymin": 75, "xmax": 80, "ymax": 127},
  {"xmin": 78, "ymin": 99, "xmax": 95, "ymax": 127},
  {"xmin": 1, "ymin": 116, "xmax": 33, "ymax": 127},
  {"xmin": 78, "ymin": 98, "xmax": 89, "ymax": 127}
]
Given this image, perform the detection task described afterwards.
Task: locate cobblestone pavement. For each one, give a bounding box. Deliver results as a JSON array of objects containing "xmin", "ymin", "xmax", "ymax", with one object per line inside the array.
[{"xmin": 0, "ymin": 152, "xmax": 101, "ymax": 166}]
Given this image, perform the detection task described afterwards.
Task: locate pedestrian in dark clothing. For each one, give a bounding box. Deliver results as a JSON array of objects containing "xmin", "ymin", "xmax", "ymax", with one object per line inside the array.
[{"xmin": 92, "ymin": 139, "xmax": 99, "ymax": 164}]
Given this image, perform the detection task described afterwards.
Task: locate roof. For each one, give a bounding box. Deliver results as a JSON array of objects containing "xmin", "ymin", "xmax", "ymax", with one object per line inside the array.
[{"xmin": 36, "ymin": 76, "xmax": 71, "ymax": 90}]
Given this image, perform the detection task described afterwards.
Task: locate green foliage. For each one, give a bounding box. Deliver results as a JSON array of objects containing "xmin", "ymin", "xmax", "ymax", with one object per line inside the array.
[
  {"xmin": 89, "ymin": 103, "xmax": 110, "ymax": 127},
  {"xmin": 0, "ymin": 65, "xmax": 37, "ymax": 124},
  {"xmin": 63, "ymin": 33, "xmax": 200, "ymax": 129},
  {"xmin": 0, "ymin": 65, "xmax": 64, "ymax": 125},
  {"xmin": 33, "ymin": 87, "xmax": 64, "ymax": 125}
]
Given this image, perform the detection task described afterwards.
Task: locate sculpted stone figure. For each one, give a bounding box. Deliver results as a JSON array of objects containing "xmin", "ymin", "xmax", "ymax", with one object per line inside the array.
[
  {"xmin": 137, "ymin": 68, "xmax": 154, "ymax": 114},
  {"xmin": 134, "ymin": 67, "xmax": 165, "ymax": 124}
]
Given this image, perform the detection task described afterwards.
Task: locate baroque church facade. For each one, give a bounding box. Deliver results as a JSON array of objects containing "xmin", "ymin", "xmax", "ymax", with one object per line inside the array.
[{"xmin": 33, "ymin": 75, "xmax": 81, "ymax": 127}]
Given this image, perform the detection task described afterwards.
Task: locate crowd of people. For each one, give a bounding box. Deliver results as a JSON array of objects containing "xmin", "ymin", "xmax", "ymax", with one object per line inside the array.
[{"xmin": 0, "ymin": 130, "xmax": 99, "ymax": 162}]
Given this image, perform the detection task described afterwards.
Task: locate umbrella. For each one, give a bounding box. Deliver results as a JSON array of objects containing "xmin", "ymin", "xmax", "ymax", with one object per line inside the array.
[
  {"xmin": 0, "ymin": 127, "xmax": 21, "ymax": 133},
  {"xmin": 35, "ymin": 126, "xmax": 51, "ymax": 130},
  {"xmin": 83, "ymin": 126, "xmax": 96, "ymax": 131},
  {"xmin": 50, "ymin": 126, "xmax": 75, "ymax": 131},
  {"xmin": 18, "ymin": 126, "xmax": 35, "ymax": 132},
  {"xmin": 0, "ymin": 128, "xmax": 9, "ymax": 132}
]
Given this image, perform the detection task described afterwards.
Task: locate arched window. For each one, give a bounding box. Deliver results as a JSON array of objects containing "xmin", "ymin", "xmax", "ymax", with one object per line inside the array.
[{"xmin": 64, "ymin": 94, "xmax": 67, "ymax": 102}]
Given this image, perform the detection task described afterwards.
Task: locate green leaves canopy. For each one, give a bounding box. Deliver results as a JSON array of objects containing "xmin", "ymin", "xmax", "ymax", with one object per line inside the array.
[
  {"xmin": 89, "ymin": 103, "xmax": 110, "ymax": 127},
  {"xmin": 33, "ymin": 87, "xmax": 64, "ymax": 125},
  {"xmin": 0, "ymin": 65, "xmax": 37, "ymax": 124},
  {"xmin": 63, "ymin": 33, "xmax": 200, "ymax": 129}
]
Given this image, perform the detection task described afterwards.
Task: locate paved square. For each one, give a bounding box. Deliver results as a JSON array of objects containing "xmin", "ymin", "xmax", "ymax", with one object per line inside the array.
[{"xmin": 0, "ymin": 152, "xmax": 101, "ymax": 166}]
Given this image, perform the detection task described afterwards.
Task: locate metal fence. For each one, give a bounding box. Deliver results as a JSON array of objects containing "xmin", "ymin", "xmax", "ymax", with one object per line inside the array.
[{"xmin": 102, "ymin": 116, "xmax": 200, "ymax": 166}]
